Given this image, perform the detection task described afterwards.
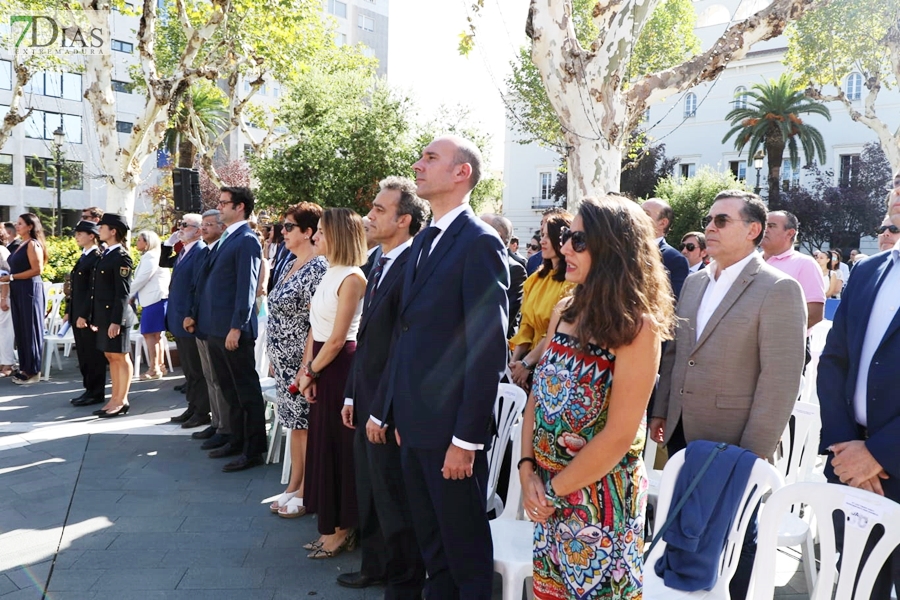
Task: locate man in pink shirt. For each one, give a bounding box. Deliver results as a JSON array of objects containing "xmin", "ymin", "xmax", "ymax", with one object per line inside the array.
[{"xmin": 761, "ymin": 210, "xmax": 825, "ymax": 329}]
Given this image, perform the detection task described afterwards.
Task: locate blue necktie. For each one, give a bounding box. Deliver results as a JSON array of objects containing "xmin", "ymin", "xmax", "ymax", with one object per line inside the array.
[{"xmin": 366, "ymin": 255, "xmax": 390, "ymax": 306}]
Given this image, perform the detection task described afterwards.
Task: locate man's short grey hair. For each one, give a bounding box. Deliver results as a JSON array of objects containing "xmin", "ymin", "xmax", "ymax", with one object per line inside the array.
[
  {"xmin": 481, "ymin": 213, "xmax": 513, "ymax": 245},
  {"xmin": 201, "ymin": 209, "xmax": 223, "ymax": 223},
  {"xmin": 183, "ymin": 213, "xmax": 202, "ymax": 226},
  {"xmin": 446, "ymin": 136, "xmax": 483, "ymax": 192},
  {"xmin": 379, "ymin": 176, "xmax": 429, "ymax": 236}
]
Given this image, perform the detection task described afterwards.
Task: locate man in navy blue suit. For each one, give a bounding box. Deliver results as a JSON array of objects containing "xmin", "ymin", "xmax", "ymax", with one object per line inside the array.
[
  {"xmin": 185, "ymin": 187, "xmax": 265, "ymax": 473},
  {"xmin": 374, "ymin": 136, "xmax": 509, "ymax": 599},
  {"xmin": 819, "ymin": 193, "xmax": 900, "ymax": 599},
  {"xmin": 642, "ymin": 198, "xmax": 689, "ymax": 299},
  {"xmin": 160, "ymin": 213, "xmax": 209, "ymax": 428}
]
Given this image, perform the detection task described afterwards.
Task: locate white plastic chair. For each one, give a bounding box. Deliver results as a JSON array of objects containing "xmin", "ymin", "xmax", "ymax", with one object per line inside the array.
[
  {"xmin": 41, "ymin": 324, "xmax": 74, "ymax": 380},
  {"xmin": 643, "ymin": 449, "xmax": 784, "ymax": 599},
  {"xmin": 800, "ymin": 320, "xmax": 833, "ymax": 405},
  {"xmin": 486, "ymin": 383, "xmax": 528, "ymax": 516},
  {"xmin": 645, "ymin": 433, "xmax": 664, "ymax": 534},
  {"xmin": 751, "ymin": 482, "xmax": 900, "ymax": 600},
  {"xmin": 39, "ymin": 292, "xmax": 69, "ymax": 380},
  {"xmin": 771, "ymin": 402, "xmax": 823, "ymax": 593},
  {"xmin": 130, "ymin": 323, "xmax": 173, "ymax": 378},
  {"xmin": 489, "ymin": 421, "xmax": 535, "ymax": 600}
]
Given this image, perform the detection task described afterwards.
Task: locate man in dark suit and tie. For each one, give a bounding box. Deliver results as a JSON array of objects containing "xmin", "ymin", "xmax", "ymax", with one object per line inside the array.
[
  {"xmin": 481, "ymin": 213, "xmax": 526, "ymax": 338},
  {"xmin": 184, "ymin": 187, "xmax": 266, "ymax": 473},
  {"xmin": 642, "ymin": 198, "xmax": 690, "ymax": 299},
  {"xmin": 337, "ymin": 176, "xmax": 428, "ymax": 596},
  {"xmin": 160, "ymin": 213, "xmax": 210, "ymax": 428},
  {"xmin": 373, "ymin": 136, "xmax": 509, "ymax": 599},
  {"xmin": 818, "ymin": 193, "xmax": 900, "ymax": 599}
]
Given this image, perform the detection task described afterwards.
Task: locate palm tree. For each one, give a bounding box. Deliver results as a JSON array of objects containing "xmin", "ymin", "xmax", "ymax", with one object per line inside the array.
[
  {"xmin": 722, "ymin": 74, "xmax": 831, "ymax": 207},
  {"xmin": 164, "ymin": 81, "xmax": 229, "ymax": 169}
]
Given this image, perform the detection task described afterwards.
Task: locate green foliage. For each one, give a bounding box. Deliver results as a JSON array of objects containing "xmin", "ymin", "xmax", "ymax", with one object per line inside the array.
[
  {"xmin": 785, "ymin": 0, "xmax": 897, "ymax": 90},
  {"xmin": 652, "ymin": 167, "xmax": 749, "ymax": 246},
  {"xmin": 43, "ymin": 236, "xmax": 81, "ymax": 283},
  {"xmin": 251, "ymin": 69, "xmax": 416, "ymax": 215},
  {"xmin": 163, "ymin": 81, "xmax": 229, "ymax": 168},
  {"xmin": 505, "ymin": 0, "xmax": 701, "ymax": 152}
]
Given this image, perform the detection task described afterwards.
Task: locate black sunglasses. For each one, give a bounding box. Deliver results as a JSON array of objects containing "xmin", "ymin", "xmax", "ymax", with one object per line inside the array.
[
  {"xmin": 528, "ymin": 243, "xmax": 540, "ymax": 251},
  {"xmin": 560, "ymin": 227, "xmax": 587, "ymax": 252},
  {"xmin": 701, "ymin": 214, "xmax": 752, "ymax": 229},
  {"xmin": 282, "ymin": 222, "xmax": 299, "ymax": 232},
  {"xmin": 877, "ymin": 225, "xmax": 900, "ymax": 235},
  {"xmin": 680, "ymin": 242, "xmax": 697, "ymax": 252},
  {"xmin": 178, "ymin": 221, "xmax": 196, "ymax": 228}
]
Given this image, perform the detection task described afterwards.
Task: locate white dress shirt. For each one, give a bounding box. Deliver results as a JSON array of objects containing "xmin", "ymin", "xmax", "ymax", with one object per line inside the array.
[
  {"xmin": 688, "ymin": 262, "xmax": 703, "ymax": 274},
  {"xmin": 422, "ymin": 204, "xmax": 470, "ymax": 258},
  {"xmin": 696, "ymin": 251, "xmax": 757, "ymax": 342},
  {"xmin": 853, "ymin": 242, "xmax": 900, "ymax": 426},
  {"xmin": 223, "ymin": 219, "xmax": 247, "ymax": 240},
  {"xmin": 82, "ymin": 245, "xmax": 98, "ymax": 256}
]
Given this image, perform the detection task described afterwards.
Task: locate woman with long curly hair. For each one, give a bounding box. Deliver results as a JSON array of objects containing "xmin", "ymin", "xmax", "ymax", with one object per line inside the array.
[{"xmin": 518, "ymin": 196, "xmax": 675, "ymax": 599}]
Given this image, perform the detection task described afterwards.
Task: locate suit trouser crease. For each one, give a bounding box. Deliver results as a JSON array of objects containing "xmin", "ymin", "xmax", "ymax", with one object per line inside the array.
[
  {"xmin": 401, "ymin": 446, "xmax": 493, "ymax": 600},
  {"xmin": 174, "ymin": 335, "xmax": 210, "ymax": 415},
  {"xmin": 73, "ymin": 325, "xmax": 107, "ymax": 397},
  {"xmin": 196, "ymin": 337, "xmax": 230, "ymax": 433},
  {"xmin": 207, "ymin": 335, "xmax": 266, "ymax": 456}
]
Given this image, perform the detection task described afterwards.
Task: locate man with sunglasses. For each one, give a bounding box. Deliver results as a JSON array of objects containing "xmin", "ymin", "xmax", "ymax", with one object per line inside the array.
[
  {"xmin": 817, "ymin": 193, "xmax": 900, "ymax": 600},
  {"xmin": 680, "ymin": 231, "xmax": 707, "ymax": 273},
  {"xmin": 641, "ymin": 198, "xmax": 689, "ymax": 299},
  {"xmin": 878, "ymin": 216, "xmax": 900, "ymax": 252},
  {"xmin": 159, "ymin": 213, "xmax": 211, "ymax": 426},
  {"xmin": 761, "ymin": 210, "xmax": 825, "ymax": 330},
  {"xmin": 652, "ymin": 190, "xmax": 806, "ymax": 600}
]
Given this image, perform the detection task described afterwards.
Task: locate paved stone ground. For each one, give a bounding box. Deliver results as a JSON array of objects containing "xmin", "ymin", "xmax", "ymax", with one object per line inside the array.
[{"xmin": 0, "ymin": 353, "xmax": 811, "ymax": 599}]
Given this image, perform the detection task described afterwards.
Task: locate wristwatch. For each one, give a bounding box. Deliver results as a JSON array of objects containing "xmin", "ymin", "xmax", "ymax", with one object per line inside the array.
[
  {"xmin": 8, "ymin": 274, "xmax": 13, "ymax": 282},
  {"xmin": 520, "ymin": 358, "xmax": 533, "ymax": 371}
]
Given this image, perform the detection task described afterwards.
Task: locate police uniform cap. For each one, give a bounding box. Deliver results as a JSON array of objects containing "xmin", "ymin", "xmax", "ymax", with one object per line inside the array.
[
  {"xmin": 74, "ymin": 220, "xmax": 100, "ymax": 236},
  {"xmin": 98, "ymin": 213, "xmax": 130, "ymax": 233}
]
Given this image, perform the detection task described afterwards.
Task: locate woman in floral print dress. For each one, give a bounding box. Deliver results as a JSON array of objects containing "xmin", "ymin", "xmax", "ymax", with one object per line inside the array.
[{"xmin": 518, "ymin": 196, "xmax": 676, "ymax": 600}]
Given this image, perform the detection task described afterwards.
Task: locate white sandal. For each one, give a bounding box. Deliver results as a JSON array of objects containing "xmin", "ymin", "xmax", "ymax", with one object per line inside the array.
[
  {"xmin": 269, "ymin": 490, "xmax": 299, "ymax": 513},
  {"xmin": 278, "ymin": 497, "xmax": 307, "ymax": 519}
]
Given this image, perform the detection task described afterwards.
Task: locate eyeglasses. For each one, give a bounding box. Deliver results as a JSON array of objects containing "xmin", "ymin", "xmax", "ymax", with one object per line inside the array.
[
  {"xmin": 680, "ymin": 243, "xmax": 697, "ymax": 252},
  {"xmin": 877, "ymin": 225, "xmax": 900, "ymax": 235},
  {"xmin": 560, "ymin": 227, "xmax": 587, "ymax": 252},
  {"xmin": 528, "ymin": 243, "xmax": 540, "ymax": 251},
  {"xmin": 179, "ymin": 221, "xmax": 197, "ymax": 229},
  {"xmin": 282, "ymin": 222, "xmax": 299, "ymax": 232},
  {"xmin": 701, "ymin": 214, "xmax": 753, "ymax": 229},
  {"xmin": 215, "ymin": 199, "xmax": 234, "ymax": 207}
]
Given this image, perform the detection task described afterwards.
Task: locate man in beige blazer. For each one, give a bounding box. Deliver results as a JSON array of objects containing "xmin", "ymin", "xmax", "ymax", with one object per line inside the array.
[
  {"xmin": 649, "ymin": 190, "xmax": 806, "ymax": 600},
  {"xmin": 650, "ymin": 190, "xmax": 807, "ymax": 459}
]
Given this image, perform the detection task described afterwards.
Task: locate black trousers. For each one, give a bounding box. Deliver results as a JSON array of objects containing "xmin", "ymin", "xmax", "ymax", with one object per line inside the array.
[
  {"xmin": 401, "ymin": 446, "xmax": 493, "ymax": 600},
  {"xmin": 174, "ymin": 336, "xmax": 209, "ymax": 415},
  {"xmin": 207, "ymin": 334, "xmax": 266, "ymax": 457},
  {"xmin": 73, "ymin": 325, "xmax": 107, "ymax": 398},
  {"xmin": 355, "ymin": 425, "xmax": 424, "ymax": 599}
]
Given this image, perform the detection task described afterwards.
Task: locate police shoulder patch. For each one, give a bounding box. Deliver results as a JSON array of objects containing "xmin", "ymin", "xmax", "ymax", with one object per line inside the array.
[{"xmin": 120, "ymin": 266, "xmax": 131, "ymax": 278}]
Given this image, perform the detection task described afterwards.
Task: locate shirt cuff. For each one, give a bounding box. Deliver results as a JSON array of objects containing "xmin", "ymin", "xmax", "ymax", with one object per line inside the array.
[
  {"xmin": 369, "ymin": 416, "xmax": 384, "ymax": 427},
  {"xmin": 343, "ymin": 398, "xmax": 353, "ymax": 406},
  {"xmin": 452, "ymin": 436, "xmax": 484, "ymax": 451}
]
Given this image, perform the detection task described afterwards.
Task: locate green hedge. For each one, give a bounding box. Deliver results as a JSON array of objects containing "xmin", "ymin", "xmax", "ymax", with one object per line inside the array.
[{"xmin": 42, "ymin": 237, "xmax": 142, "ymax": 283}]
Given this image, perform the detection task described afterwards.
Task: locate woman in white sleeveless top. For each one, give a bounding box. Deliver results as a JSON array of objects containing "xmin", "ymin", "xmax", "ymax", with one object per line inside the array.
[{"xmin": 297, "ymin": 207, "xmax": 367, "ymax": 558}]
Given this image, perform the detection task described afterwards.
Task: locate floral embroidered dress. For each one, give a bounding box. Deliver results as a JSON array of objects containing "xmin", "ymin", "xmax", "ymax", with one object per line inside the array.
[{"xmin": 532, "ymin": 331, "xmax": 648, "ymax": 600}]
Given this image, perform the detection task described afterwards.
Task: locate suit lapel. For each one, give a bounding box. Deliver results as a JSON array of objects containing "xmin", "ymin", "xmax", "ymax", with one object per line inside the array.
[
  {"xmin": 360, "ymin": 248, "xmax": 410, "ymax": 335},
  {"xmin": 402, "ymin": 210, "xmax": 470, "ymax": 310},
  {"xmin": 692, "ymin": 255, "xmax": 762, "ymax": 355},
  {"xmin": 857, "ymin": 257, "xmax": 898, "ymax": 355},
  {"xmin": 206, "ymin": 225, "xmax": 244, "ymax": 269}
]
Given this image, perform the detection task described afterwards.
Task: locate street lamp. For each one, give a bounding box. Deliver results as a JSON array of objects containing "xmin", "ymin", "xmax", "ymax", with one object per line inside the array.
[
  {"xmin": 753, "ymin": 150, "xmax": 765, "ymax": 196},
  {"xmin": 52, "ymin": 127, "xmax": 65, "ymax": 236}
]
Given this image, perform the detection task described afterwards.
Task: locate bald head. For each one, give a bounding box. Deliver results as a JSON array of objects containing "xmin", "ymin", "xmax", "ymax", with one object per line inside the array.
[
  {"xmin": 642, "ymin": 198, "xmax": 674, "ymax": 237},
  {"xmin": 480, "ymin": 213, "xmax": 512, "ymax": 245}
]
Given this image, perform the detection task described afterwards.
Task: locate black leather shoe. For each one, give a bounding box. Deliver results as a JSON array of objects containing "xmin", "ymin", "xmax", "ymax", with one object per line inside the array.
[
  {"xmin": 201, "ymin": 434, "xmax": 230, "ymax": 450},
  {"xmin": 169, "ymin": 409, "xmax": 193, "ymax": 424},
  {"xmin": 181, "ymin": 414, "xmax": 212, "ymax": 429},
  {"xmin": 208, "ymin": 443, "xmax": 242, "ymax": 459},
  {"xmin": 191, "ymin": 426, "xmax": 216, "ymax": 440},
  {"xmin": 336, "ymin": 572, "xmax": 385, "ymax": 589},
  {"xmin": 70, "ymin": 392, "xmax": 87, "ymax": 405},
  {"xmin": 174, "ymin": 384, "xmax": 185, "ymax": 392},
  {"xmin": 72, "ymin": 395, "xmax": 105, "ymax": 407},
  {"xmin": 222, "ymin": 454, "xmax": 263, "ymax": 473}
]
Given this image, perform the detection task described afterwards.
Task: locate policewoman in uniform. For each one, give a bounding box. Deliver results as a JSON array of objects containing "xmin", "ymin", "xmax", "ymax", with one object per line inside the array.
[
  {"xmin": 68, "ymin": 220, "xmax": 108, "ymax": 407},
  {"xmin": 90, "ymin": 214, "xmax": 134, "ymax": 418}
]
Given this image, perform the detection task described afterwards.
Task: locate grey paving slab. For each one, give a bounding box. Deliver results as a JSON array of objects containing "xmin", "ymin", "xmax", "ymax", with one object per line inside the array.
[
  {"xmin": 158, "ymin": 549, "xmax": 249, "ymax": 569},
  {"xmin": 177, "ymin": 516, "xmax": 254, "ymax": 532},
  {"xmin": 90, "ymin": 567, "xmax": 186, "ymax": 591},
  {"xmin": 107, "ymin": 531, "xmax": 268, "ymax": 551},
  {"xmin": 45, "ymin": 569, "xmax": 104, "ymax": 591},
  {"xmin": 107, "ymin": 516, "xmax": 186, "ymax": 533},
  {"xmin": 0, "ymin": 587, "xmax": 44, "ymax": 600},
  {"xmin": 0, "ymin": 575, "xmax": 18, "ymax": 596},
  {"xmin": 2, "ymin": 562, "xmax": 49, "ymax": 592},
  {"xmin": 176, "ymin": 566, "xmax": 267, "ymax": 589}
]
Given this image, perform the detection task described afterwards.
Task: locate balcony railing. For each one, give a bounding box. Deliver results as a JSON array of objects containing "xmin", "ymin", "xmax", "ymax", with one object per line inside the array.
[{"xmin": 532, "ymin": 196, "xmax": 556, "ymax": 210}]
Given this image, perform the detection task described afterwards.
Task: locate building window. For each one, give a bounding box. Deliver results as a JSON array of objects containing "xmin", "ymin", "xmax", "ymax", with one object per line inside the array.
[
  {"xmin": 845, "ymin": 72, "xmax": 862, "ymax": 101},
  {"xmin": 24, "ymin": 157, "xmax": 82, "ymax": 189},
  {"xmin": 272, "ymin": 84, "xmax": 280, "ymax": 98},
  {"xmin": 362, "ymin": 46, "xmax": 375, "ymax": 58},
  {"xmin": 0, "ymin": 154, "xmax": 12, "ymax": 185},
  {"xmin": 729, "ymin": 160, "xmax": 747, "ymax": 181},
  {"xmin": 116, "ymin": 121, "xmax": 133, "ymax": 133},
  {"xmin": 733, "ymin": 86, "xmax": 748, "ymax": 110},
  {"xmin": 62, "ymin": 73, "xmax": 82, "ymax": 100},
  {"xmin": 258, "ymin": 83, "xmax": 267, "ymax": 96},
  {"xmin": 63, "ymin": 114, "xmax": 83, "ymax": 144},
  {"xmin": 24, "ymin": 111, "xmax": 82, "ymax": 143},
  {"xmin": 539, "ymin": 172, "xmax": 553, "ymax": 201},
  {"xmin": 358, "ymin": 15, "xmax": 375, "ymax": 31},
  {"xmin": 684, "ymin": 93, "xmax": 697, "ymax": 118},
  {"xmin": 335, "ymin": 32, "xmax": 347, "ymax": 46},
  {"xmin": 780, "ymin": 159, "xmax": 801, "ymax": 189},
  {"xmin": 111, "ymin": 39, "xmax": 134, "ymax": 53},
  {"xmin": 0, "ymin": 60, "xmax": 11, "ymax": 90},
  {"xmin": 111, "ymin": 79, "xmax": 132, "ymax": 93},
  {"xmin": 839, "ymin": 154, "xmax": 860, "ymax": 187},
  {"xmin": 680, "ymin": 163, "xmax": 696, "ymax": 178},
  {"xmin": 24, "ymin": 73, "xmax": 44, "ymax": 95},
  {"xmin": 63, "ymin": 161, "xmax": 83, "ymax": 190},
  {"xmin": 25, "ymin": 157, "xmax": 47, "ymax": 187},
  {"xmin": 22, "ymin": 71, "xmax": 82, "ymax": 99},
  {"xmin": 328, "ymin": 0, "xmax": 347, "ymax": 18}
]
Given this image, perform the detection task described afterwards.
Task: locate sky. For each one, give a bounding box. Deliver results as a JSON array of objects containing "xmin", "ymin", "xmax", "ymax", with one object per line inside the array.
[{"xmin": 386, "ymin": 0, "xmax": 531, "ymax": 170}]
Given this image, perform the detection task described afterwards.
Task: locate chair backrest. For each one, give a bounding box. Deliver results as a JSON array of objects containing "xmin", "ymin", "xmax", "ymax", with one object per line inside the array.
[
  {"xmin": 645, "ymin": 449, "xmax": 784, "ymax": 596},
  {"xmin": 752, "ymin": 482, "xmax": 900, "ymax": 600},
  {"xmin": 497, "ymin": 421, "xmax": 525, "ymax": 520},
  {"xmin": 774, "ymin": 402, "xmax": 822, "ymax": 486},
  {"xmin": 802, "ymin": 320, "xmax": 833, "ymax": 405},
  {"xmin": 44, "ymin": 289, "xmax": 66, "ymax": 335},
  {"xmin": 486, "ymin": 383, "xmax": 527, "ymax": 507}
]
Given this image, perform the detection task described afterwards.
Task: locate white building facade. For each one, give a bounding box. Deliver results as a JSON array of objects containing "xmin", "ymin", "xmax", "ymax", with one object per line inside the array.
[{"xmin": 502, "ymin": 0, "xmax": 900, "ymax": 251}]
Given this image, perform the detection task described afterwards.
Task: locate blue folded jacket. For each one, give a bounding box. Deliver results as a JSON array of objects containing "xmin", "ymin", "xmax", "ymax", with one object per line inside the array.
[{"xmin": 654, "ymin": 440, "xmax": 757, "ymax": 591}]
